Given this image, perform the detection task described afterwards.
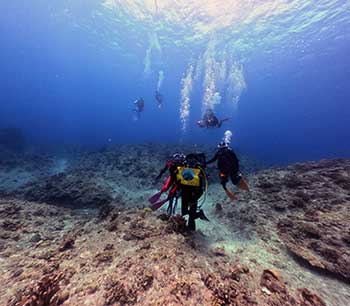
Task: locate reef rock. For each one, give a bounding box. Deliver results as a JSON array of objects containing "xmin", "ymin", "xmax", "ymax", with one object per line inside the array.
[
  {"xmin": 6, "ymin": 143, "xmax": 262, "ymax": 209},
  {"xmin": 252, "ymin": 159, "xmax": 350, "ymax": 281},
  {"xmin": 278, "ymin": 215, "xmax": 350, "ymax": 281},
  {"xmin": 6, "ymin": 272, "xmax": 63, "ymax": 306},
  {"xmin": 0, "ymin": 198, "xmax": 325, "ymax": 306},
  {"xmin": 22, "ymin": 172, "xmax": 114, "ymax": 208}
]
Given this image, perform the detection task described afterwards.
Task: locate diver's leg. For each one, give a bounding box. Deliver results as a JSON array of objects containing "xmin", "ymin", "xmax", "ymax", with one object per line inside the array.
[
  {"xmin": 161, "ymin": 176, "xmax": 172, "ymax": 192},
  {"xmin": 188, "ymin": 200, "xmax": 198, "ymax": 231},
  {"xmin": 167, "ymin": 197, "xmax": 174, "ymax": 215},
  {"xmin": 181, "ymin": 200, "xmax": 188, "ymax": 216},
  {"xmin": 231, "ymin": 172, "xmax": 250, "ymax": 191},
  {"xmin": 221, "ymin": 173, "xmax": 236, "ymax": 201},
  {"xmin": 238, "ymin": 176, "xmax": 250, "ymax": 191},
  {"xmin": 173, "ymin": 196, "xmax": 178, "ymax": 215},
  {"xmin": 220, "ymin": 173, "xmax": 229, "ymax": 191},
  {"xmin": 181, "ymin": 189, "xmax": 189, "ymax": 216}
]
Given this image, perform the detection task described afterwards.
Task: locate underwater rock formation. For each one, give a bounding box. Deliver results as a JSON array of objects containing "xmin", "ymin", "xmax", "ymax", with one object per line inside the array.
[
  {"xmin": 7, "ymin": 272, "xmax": 64, "ymax": 306},
  {"xmin": 22, "ymin": 172, "xmax": 114, "ymax": 208},
  {"xmin": 0, "ymin": 151, "xmax": 60, "ymax": 194},
  {"xmin": 0, "ymin": 198, "xmax": 326, "ymax": 306},
  {"xmin": 1, "ymin": 146, "xmax": 348, "ymax": 304},
  {"xmin": 221, "ymin": 158, "xmax": 350, "ymax": 283},
  {"xmin": 9, "ymin": 144, "xmax": 262, "ymax": 208},
  {"xmin": 278, "ymin": 213, "xmax": 350, "ymax": 281}
]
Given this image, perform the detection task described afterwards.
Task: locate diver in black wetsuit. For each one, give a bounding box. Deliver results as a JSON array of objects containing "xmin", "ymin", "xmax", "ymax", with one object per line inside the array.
[
  {"xmin": 149, "ymin": 153, "xmax": 209, "ymax": 230},
  {"xmin": 197, "ymin": 109, "xmax": 229, "ymax": 128},
  {"xmin": 155, "ymin": 90, "xmax": 163, "ymax": 108},
  {"xmin": 133, "ymin": 98, "xmax": 145, "ymax": 120},
  {"xmin": 176, "ymin": 153, "xmax": 209, "ymax": 231},
  {"xmin": 207, "ymin": 141, "xmax": 249, "ymax": 201}
]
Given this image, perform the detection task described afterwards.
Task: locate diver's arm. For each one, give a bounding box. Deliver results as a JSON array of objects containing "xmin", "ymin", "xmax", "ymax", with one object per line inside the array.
[
  {"xmin": 206, "ymin": 153, "xmax": 218, "ymax": 165},
  {"xmin": 217, "ymin": 118, "xmax": 230, "ymax": 128},
  {"xmin": 155, "ymin": 164, "xmax": 168, "ymax": 181}
]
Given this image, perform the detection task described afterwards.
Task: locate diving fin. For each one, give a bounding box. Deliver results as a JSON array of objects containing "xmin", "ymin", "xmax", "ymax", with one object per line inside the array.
[
  {"xmin": 149, "ymin": 197, "xmax": 170, "ymax": 211},
  {"xmin": 238, "ymin": 176, "xmax": 250, "ymax": 191},
  {"xmin": 148, "ymin": 191, "xmax": 162, "ymax": 204},
  {"xmin": 225, "ymin": 188, "xmax": 237, "ymax": 201},
  {"xmin": 197, "ymin": 209, "xmax": 210, "ymax": 222}
]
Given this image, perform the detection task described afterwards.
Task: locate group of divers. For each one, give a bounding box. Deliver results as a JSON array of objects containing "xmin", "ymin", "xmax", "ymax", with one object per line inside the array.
[
  {"xmin": 133, "ymin": 91, "xmax": 230, "ymax": 128},
  {"xmin": 137, "ymin": 92, "xmax": 249, "ymax": 232}
]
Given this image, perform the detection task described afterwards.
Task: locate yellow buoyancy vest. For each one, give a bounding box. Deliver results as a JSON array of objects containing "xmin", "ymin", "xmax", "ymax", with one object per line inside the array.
[{"xmin": 176, "ymin": 166, "xmax": 201, "ymax": 187}]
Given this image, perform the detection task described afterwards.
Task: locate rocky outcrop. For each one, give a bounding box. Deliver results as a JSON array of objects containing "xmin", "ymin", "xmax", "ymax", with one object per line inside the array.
[
  {"xmin": 7, "ymin": 143, "xmax": 262, "ymax": 208},
  {"xmin": 1, "ymin": 146, "xmax": 348, "ymax": 304},
  {"xmin": 6, "ymin": 272, "xmax": 64, "ymax": 306},
  {"xmin": 22, "ymin": 172, "xmax": 114, "ymax": 208},
  {"xmin": 278, "ymin": 215, "xmax": 350, "ymax": 281},
  {"xmin": 0, "ymin": 198, "xmax": 325, "ymax": 306},
  {"xmin": 226, "ymin": 159, "xmax": 350, "ymax": 282}
]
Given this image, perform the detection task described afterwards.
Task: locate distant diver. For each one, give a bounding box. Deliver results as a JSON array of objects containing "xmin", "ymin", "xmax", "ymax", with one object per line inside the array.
[
  {"xmin": 132, "ymin": 98, "xmax": 145, "ymax": 120},
  {"xmin": 207, "ymin": 141, "xmax": 249, "ymax": 201},
  {"xmin": 155, "ymin": 90, "xmax": 163, "ymax": 108},
  {"xmin": 197, "ymin": 109, "xmax": 230, "ymax": 128}
]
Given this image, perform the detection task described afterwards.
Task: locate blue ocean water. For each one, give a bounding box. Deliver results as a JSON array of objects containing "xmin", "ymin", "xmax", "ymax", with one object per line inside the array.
[{"xmin": 1, "ymin": 1, "xmax": 349, "ymax": 164}]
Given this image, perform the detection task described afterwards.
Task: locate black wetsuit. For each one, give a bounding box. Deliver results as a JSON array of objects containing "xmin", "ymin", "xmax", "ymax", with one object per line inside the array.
[
  {"xmin": 133, "ymin": 99, "xmax": 144, "ymax": 119},
  {"xmin": 179, "ymin": 177, "xmax": 204, "ymax": 231},
  {"xmin": 204, "ymin": 111, "xmax": 220, "ymax": 127},
  {"xmin": 198, "ymin": 113, "xmax": 228, "ymax": 128},
  {"xmin": 207, "ymin": 147, "xmax": 241, "ymax": 190},
  {"xmin": 155, "ymin": 91, "xmax": 162, "ymax": 107},
  {"xmin": 176, "ymin": 154, "xmax": 206, "ymax": 231}
]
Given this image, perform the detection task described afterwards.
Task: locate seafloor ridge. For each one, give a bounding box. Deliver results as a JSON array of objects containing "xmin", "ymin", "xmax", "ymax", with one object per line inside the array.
[{"xmin": 0, "ymin": 142, "xmax": 349, "ymax": 306}]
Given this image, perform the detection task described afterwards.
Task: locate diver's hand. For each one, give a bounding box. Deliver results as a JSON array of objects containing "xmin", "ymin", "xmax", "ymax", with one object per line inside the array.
[{"xmin": 153, "ymin": 177, "xmax": 160, "ymax": 185}]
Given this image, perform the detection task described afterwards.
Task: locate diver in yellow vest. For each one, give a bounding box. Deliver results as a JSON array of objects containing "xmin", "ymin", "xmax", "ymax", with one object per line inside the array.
[{"xmin": 176, "ymin": 153, "xmax": 209, "ymax": 231}]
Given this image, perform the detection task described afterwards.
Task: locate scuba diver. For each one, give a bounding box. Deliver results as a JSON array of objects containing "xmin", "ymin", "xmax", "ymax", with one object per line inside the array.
[
  {"xmin": 207, "ymin": 141, "xmax": 250, "ymax": 201},
  {"xmin": 155, "ymin": 90, "xmax": 163, "ymax": 109},
  {"xmin": 149, "ymin": 153, "xmax": 209, "ymax": 231},
  {"xmin": 132, "ymin": 98, "xmax": 145, "ymax": 120},
  {"xmin": 197, "ymin": 109, "xmax": 230, "ymax": 128},
  {"xmin": 149, "ymin": 153, "xmax": 186, "ymax": 212},
  {"xmin": 177, "ymin": 153, "xmax": 209, "ymax": 231}
]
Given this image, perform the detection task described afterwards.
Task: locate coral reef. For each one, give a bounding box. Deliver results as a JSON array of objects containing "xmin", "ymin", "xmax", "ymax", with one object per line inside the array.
[
  {"xmin": 23, "ymin": 172, "xmax": 114, "ymax": 208},
  {"xmin": 220, "ymin": 159, "xmax": 350, "ymax": 283},
  {"xmin": 8, "ymin": 143, "xmax": 262, "ymax": 208},
  {"xmin": 0, "ymin": 145, "xmax": 349, "ymax": 305},
  {"xmin": 7, "ymin": 272, "xmax": 64, "ymax": 306},
  {"xmin": 0, "ymin": 197, "xmax": 327, "ymax": 306},
  {"xmin": 0, "ymin": 150, "xmax": 67, "ymax": 194}
]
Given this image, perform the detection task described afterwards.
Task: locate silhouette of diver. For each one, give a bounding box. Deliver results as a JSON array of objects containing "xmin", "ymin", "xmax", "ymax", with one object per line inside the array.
[
  {"xmin": 197, "ymin": 109, "xmax": 229, "ymax": 128},
  {"xmin": 155, "ymin": 91, "xmax": 163, "ymax": 108},
  {"xmin": 133, "ymin": 98, "xmax": 144, "ymax": 120},
  {"xmin": 207, "ymin": 140, "xmax": 249, "ymax": 201}
]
